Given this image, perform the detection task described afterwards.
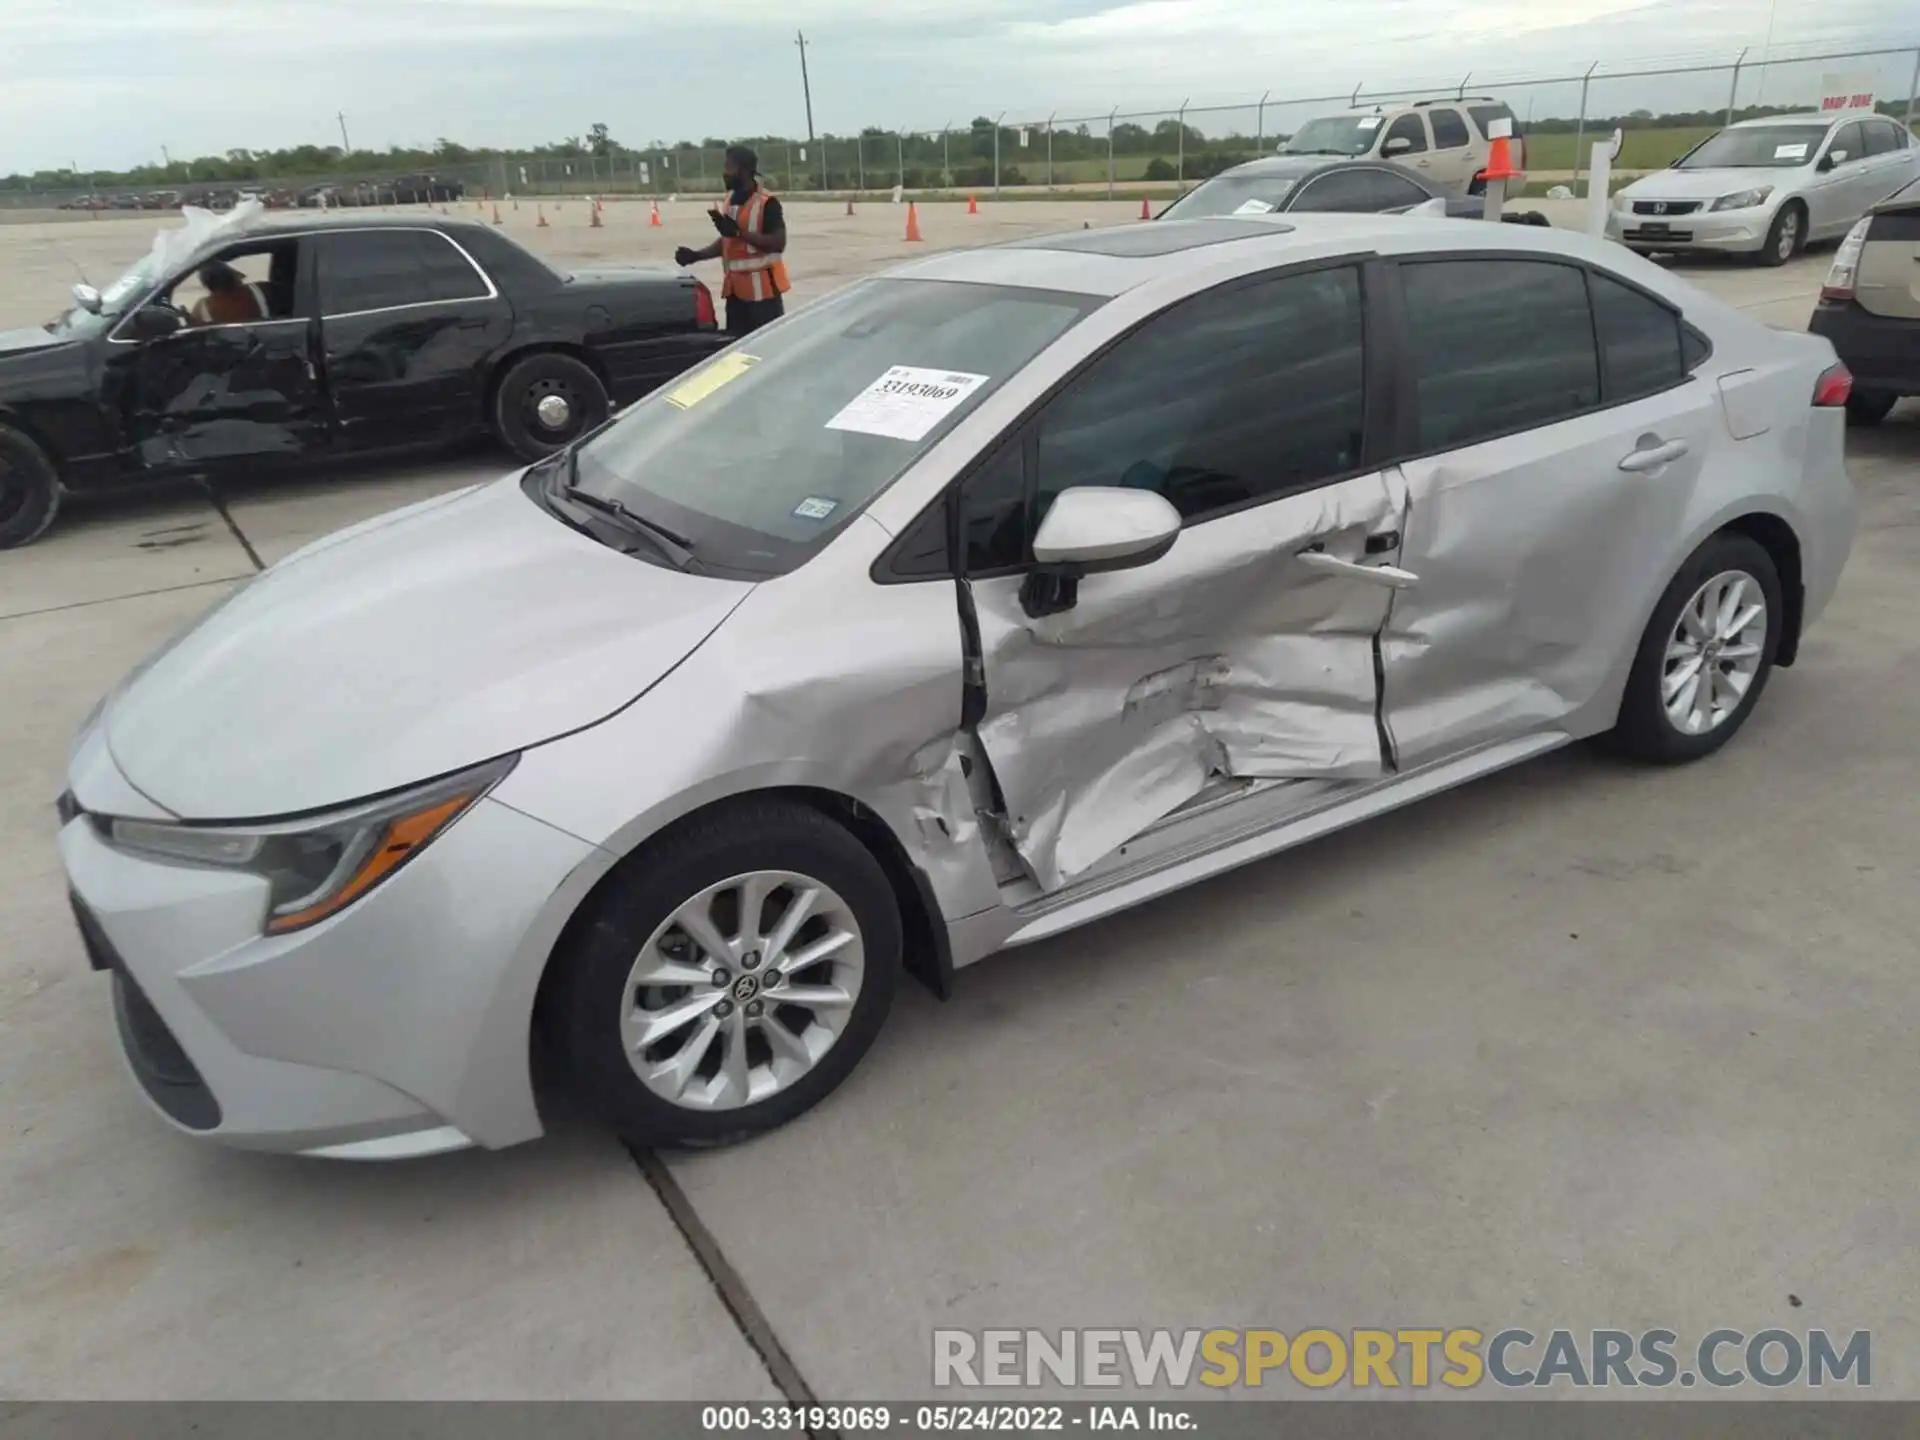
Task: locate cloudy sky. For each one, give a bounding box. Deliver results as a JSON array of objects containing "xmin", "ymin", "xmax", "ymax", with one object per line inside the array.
[{"xmin": 3, "ymin": 0, "xmax": 1912, "ymax": 173}]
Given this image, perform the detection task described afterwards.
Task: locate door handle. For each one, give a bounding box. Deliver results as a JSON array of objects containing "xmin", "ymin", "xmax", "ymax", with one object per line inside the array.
[
  {"xmin": 1297, "ymin": 549, "xmax": 1420, "ymax": 589},
  {"xmin": 1618, "ymin": 438, "xmax": 1689, "ymax": 472}
]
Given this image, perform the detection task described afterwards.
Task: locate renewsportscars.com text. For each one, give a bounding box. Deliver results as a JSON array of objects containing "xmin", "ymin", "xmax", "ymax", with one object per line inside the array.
[{"xmin": 932, "ymin": 1327, "xmax": 1871, "ymax": 1391}]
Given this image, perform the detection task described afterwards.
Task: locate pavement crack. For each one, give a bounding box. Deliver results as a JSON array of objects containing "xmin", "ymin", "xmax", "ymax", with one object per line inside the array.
[
  {"xmin": 199, "ymin": 476, "xmax": 265, "ymax": 572},
  {"xmin": 0, "ymin": 574, "xmax": 247, "ymax": 624},
  {"xmin": 630, "ymin": 1144, "xmax": 829, "ymax": 1429}
]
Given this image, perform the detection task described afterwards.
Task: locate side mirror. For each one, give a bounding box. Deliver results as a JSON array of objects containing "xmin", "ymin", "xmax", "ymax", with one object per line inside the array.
[
  {"xmin": 71, "ymin": 283, "xmax": 103, "ymax": 315},
  {"xmin": 129, "ymin": 305, "xmax": 186, "ymax": 341},
  {"xmin": 1382, "ymin": 137, "xmax": 1412, "ymax": 156},
  {"xmin": 1820, "ymin": 150, "xmax": 1844, "ymax": 170},
  {"xmin": 1020, "ymin": 486, "xmax": 1182, "ymax": 618}
]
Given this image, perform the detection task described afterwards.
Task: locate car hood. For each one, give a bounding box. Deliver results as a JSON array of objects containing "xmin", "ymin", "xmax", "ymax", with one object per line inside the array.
[
  {"xmin": 1623, "ymin": 167, "xmax": 1804, "ymax": 201},
  {"xmin": 104, "ymin": 475, "xmax": 755, "ymax": 820},
  {"xmin": 0, "ymin": 326, "xmax": 68, "ymax": 357}
]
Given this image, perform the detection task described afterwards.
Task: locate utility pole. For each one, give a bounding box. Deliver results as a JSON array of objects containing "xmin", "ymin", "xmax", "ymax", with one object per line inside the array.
[
  {"xmin": 795, "ymin": 31, "xmax": 816, "ymax": 148},
  {"xmin": 337, "ymin": 111, "xmax": 352, "ymax": 154}
]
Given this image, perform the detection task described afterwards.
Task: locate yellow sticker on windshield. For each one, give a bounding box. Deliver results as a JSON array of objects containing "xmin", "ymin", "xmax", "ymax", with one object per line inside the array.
[{"xmin": 664, "ymin": 352, "xmax": 759, "ymax": 410}]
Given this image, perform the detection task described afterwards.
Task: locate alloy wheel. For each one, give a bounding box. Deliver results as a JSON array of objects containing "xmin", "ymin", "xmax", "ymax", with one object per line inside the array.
[
  {"xmin": 1662, "ymin": 569, "xmax": 1767, "ymax": 736},
  {"xmin": 1775, "ymin": 210, "xmax": 1799, "ymax": 261},
  {"xmin": 621, "ymin": 870, "xmax": 866, "ymax": 1111}
]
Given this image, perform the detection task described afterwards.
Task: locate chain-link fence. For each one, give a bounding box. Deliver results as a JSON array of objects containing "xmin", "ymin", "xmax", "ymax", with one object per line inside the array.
[{"xmin": 6, "ymin": 39, "xmax": 1918, "ymax": 210}]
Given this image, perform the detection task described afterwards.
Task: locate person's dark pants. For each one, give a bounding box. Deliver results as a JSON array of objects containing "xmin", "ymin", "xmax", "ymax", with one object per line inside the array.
[{"xmin": 726, "ymin": 294, "xmax": 785, "ymax": 336}]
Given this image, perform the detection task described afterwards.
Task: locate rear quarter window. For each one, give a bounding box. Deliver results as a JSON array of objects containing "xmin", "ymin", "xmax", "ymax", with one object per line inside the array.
[{"xmin": 1468, "ymin": 104, "xmax": 1519, "ymax": 138}]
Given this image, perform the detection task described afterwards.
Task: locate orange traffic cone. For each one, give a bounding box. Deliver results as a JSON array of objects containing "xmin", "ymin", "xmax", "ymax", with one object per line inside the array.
[
  {"xmin": 904, "ymin": 202, "xmax": 923, "ymax": 242},
  {"xmin": 1482, "ymin": 133, "xmax": 1523, "ymax": 187},
  {"xmin": 536, "ymin": 204, "xmax": 549, "ymax": 228},
  {"xmin": 649, "ymin": 200, "xmax": 662, "ymax": 228},
  {"xmin": 967, "ymin": 194, "xmax": 979, "ymax": 215},
  {"xmin": 1140, "ymin": 197, "xmax": 1152, "ymax": 220},
  {"xmin": 492, "ymin": 204, "xmax": 503, "ymax": 225}
]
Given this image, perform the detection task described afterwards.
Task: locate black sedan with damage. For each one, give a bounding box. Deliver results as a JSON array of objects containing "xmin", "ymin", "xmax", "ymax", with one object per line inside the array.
[{"xmin": 0, "ymin": 212, "xmax": 726, "ymax": 548}]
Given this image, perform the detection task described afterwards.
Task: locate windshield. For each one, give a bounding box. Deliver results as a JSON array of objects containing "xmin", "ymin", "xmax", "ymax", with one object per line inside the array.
[
  {"xmin": 568, "ymin": 279, "xmax": 1101, "ymax": 576},
  {"xmin": 1160, "ymin": 174, "xmax": 1299, "ymax": 219},
  {"xmin": 1282, "ymin": 116, "xmax": 1382, "ymax": 157},
  {"xmin": 1677, "ymin": 125, "xmax": 1828, "ymax": 169}
]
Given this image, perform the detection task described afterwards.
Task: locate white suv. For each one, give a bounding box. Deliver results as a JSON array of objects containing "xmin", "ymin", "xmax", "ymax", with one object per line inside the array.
[{"xmin": 1281, "ymin": 97, "xmax": 1525, "ymax": 196}]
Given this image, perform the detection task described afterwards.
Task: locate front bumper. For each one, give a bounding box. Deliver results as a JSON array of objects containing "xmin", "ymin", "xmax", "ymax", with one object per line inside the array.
[
  {"xmin": 1808, "ymin": 299, "xmax": 1920, "ymax": 395},
  {"xmin": 1607, "ymin": 205, "xmax": 1771, "ymax": 253},
  {"xmin": 59, "ymin": 783, "xmax": 599, "ymax": 1158}
]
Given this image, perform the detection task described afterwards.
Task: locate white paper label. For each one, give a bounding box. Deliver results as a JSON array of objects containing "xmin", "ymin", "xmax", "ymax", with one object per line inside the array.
[
  {"xmin": 825, "ymin": 366, "xmax": 990, "ymax": 442},
  {"xmin": 1774, "ymin": 142, "xmax": 1809, "ymax": 160},
  {"xmin": 1358, "ymin": 116, "xmax": 1382, "ymax": 130},
  {"xmin": 792, "ymin": 496, "xmax": 839, "ymax": 520},
  {"xmin": 1233, "ymin": 198, "xmax": 1277, "ymax": 214}
]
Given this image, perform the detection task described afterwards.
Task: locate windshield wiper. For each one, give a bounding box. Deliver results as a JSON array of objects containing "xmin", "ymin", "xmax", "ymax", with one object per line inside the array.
[{"xmin": 551, "ymin": 451, "xmax": 696, "ymax": 569}]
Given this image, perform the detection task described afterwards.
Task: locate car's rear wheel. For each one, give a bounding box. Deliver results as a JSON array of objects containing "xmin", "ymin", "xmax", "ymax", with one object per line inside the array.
[
  {"xmin": 1846, "ymin": 389, "xmax": 1898, "ymax": 428},
  {"xmin": 549, "ymin": 799, "xmax": 901, "ymax": 1148},
  {"xmin": 1757, "ymin": 203, "xmax": 1805, "ymax": 267},
  {"xmin": 0, "ymin": 425, "xmax": 61, "ymax": 551},
  {"xmin": 492, "ymin": 352, "xmax": 609, "ymax": 463},
  {"xmin": 1602, "ymin": 532, "xmax": 1783, "ymax": 764}
]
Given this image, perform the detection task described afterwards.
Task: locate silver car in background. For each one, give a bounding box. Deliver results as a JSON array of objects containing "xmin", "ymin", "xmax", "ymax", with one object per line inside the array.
[
  {"xmin": 59, "ymin": 215, "xmax": 1856, "ymax": 1160},
  {"xmin": 1610, "ymin": 111, "xmax": 1920, "ymax": 265}
]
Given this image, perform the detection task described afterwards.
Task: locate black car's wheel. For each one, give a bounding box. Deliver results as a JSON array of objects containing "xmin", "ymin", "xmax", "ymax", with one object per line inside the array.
[
  {"xmin": 0, "ymin": 425, "xmax": 61, "ymax": 551},
  {"xmin": 492, "ymin": 352, "xmax": 610, "ymax": 463},
  {"xmin": 1756, "ymin": 202, "xmax": 1805, "ymax": 267},
  {"xmin": 548, "ymin": 798, "xmax": 902, "ymax": 1148},
  {"xmin": 1846, "ymin": 389, "xmax": 1898, "ymax": 428},
  {"xmin": 1601, "ymin": 532, "xmax": 1783, "ymax": 765}
]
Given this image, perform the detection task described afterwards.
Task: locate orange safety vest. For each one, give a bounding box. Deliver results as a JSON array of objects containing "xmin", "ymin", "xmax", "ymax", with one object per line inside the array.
[{"xmin": 719, "ymin": 185, "xmax": 791, "ymax": 303}]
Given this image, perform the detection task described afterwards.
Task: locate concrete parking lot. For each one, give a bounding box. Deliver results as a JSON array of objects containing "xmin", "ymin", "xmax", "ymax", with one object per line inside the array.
[{"xmin": 2, "ymin": 199, "xmax": 1917, "ymax": 1401}]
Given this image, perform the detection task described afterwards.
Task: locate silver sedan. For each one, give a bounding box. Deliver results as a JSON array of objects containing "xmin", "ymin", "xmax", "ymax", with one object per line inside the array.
[
  {"xmin": 1610, "ymin": 111, "xmax": 1920, "ymax": 264},
  {"xmin": 59, "ymin": 214, "xmax": 1856, "ymax": 1158}
]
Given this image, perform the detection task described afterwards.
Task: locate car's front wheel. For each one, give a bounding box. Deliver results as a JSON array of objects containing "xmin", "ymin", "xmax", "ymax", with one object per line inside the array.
[
  {"xmin": 1757, "ymin": 202, "xmax": 1805, "ymax": 267},
  {"xmin": 492, "ymin": 352, "xmax": 610, "ymax": 463},
  {"xmin": 0, "ymin": 425, "xmax": 61, "ymax": 551},
  {"xmin": 1602, "ymin": 532, "xmax": 1783, "ymax": 764},
  {"xmin": 548, "ymin": 799, "xmax": 902, "ymax": 1148}
]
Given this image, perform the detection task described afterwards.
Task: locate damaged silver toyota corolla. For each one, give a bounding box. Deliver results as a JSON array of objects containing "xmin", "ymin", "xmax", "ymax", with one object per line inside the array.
[{"xmin": 60, "ymin": 214, "xmax": 1856, "ymax": 1158}]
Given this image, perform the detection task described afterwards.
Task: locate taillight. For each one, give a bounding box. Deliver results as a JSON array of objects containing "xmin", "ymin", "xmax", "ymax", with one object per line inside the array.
[
  {"xmin": 692, "ymin": 281, "xmax": 716, "ymax": 329},
  {"xmin": 1820, "ymin": 217, "xmax": 1870, "ymax": 301},
  {"xmin": 1812, "ymin": 362, "xmax": 1853, "ymax": 408}
]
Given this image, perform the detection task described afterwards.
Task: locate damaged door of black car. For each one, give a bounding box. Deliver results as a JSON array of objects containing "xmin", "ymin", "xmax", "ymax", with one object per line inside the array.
[{"xmin": 118, "ymin": 238, "xmax": 325, "ymax": 473}]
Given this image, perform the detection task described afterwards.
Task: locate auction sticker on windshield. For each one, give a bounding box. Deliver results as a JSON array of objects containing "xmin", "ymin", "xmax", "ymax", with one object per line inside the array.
[
  {"xmin": 825, "ymin": 366, "xmax": 990, "ymax": 442},
  {"xmin": 664, "ymin": 352, "xmax": 759, "ymax": 410},
  {"xmin": 1774, "ymin": 142, "xmax": 1810, "ymax": 160}
]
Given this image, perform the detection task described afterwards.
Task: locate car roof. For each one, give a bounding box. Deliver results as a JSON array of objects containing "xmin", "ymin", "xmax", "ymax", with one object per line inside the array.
[
  {"xmin": 1204, "ymin": 155, "xmax": 1349, "ymax": 180},
  {"xmin": 1727, "ymin": 112, "xmax": 1836, "ymax": 128},
  {"xmin": 224, "ymin": 212, "xmax": 491, "ymax": 240},
  {"xmin": 884, "ymin": 213, "xmax": 1635, "ymax": 299}
]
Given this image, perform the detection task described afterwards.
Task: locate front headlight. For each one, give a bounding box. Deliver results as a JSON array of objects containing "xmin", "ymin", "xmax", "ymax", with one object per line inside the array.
[
  {"xmin": 1710, "ymin": 186, "xmax": 1773, "ymax": 212},
  {"xmin": 101, "ymin": 754, "xmax": 517, "ymax": 934}
]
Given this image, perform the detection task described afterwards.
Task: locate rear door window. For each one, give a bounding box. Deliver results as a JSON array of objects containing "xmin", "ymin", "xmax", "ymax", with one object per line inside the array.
[
  {"xmin": 317, "ymin": 231, "xmax": 435, "ymax": 314},
  {"xmin": 1428, "ymin": 108, "xmax": 1471, "ymax": 150},
  {"xmin": 1293, "ymin": 170, "xmax": 1432, "ymax": 212},
  {"xmin": 1399, "ymin": 259, "xmax": 1600, "ymax": 451},
  {"xmin": 1383, "ymin": 113, "xmax": 1429, "ymax": 155},
  {"xmin": 1588, "ymin": 271, "xmax": 1686, "ymax": 402}
]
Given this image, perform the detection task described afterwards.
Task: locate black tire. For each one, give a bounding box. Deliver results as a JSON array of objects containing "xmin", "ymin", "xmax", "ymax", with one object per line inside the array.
[
  {"xmin": 1846, "ymin": 389, "xmax": 1898, "ymax": 428},
  {"xmin": 1602, "ymin": 531, "xmax": 1783, "ymax": 765},
  {"xmin": 548, "ymin": 798, "xmax": 902, "ymax": 1148},
  {"xmin": 491, "ymin": 351, "xmax": 609, "ymax": 463},
  {"xmin": 1756, "ymin": 202, "xmax": 1805, "ymax": 267},
  {"xmin": 0, "ymin": 425, "xmax": 61, "ymax": 551}
]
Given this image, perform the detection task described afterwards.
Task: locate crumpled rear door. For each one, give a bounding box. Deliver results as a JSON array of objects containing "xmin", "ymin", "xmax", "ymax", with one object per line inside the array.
[{"xmin": 968, "ymin": 470, "xmax": 1409, "ymax": 892}]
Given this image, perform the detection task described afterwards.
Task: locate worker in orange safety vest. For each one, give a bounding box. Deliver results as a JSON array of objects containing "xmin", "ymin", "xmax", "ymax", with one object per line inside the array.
[{"xmin": 675, "ymin": 145, "xmax": 790, "ymax": 336}]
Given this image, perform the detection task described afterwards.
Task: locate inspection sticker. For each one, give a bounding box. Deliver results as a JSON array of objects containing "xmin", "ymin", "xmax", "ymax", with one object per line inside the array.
[
  {"xmin": 1234, "ymin": 198, "xmax": 1277, "ymax": 214},
  {"xmin": 792, "ymin": 496, "xmax": 839, "ymax": 520},
  {"xmin": 1774, "ymin": 142, "xmax": 1810, "ymax": 160},
  {"xmin": 1358, "ymin": 116, "xmax": 1383, "ymax": 130},
  {"xmin": 825, "ymin": 366, "xmax": 990, "ymax": 442},
  {"xmin": 664, "ymin": 351, "xmax": 758, "ymax": 410}
]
